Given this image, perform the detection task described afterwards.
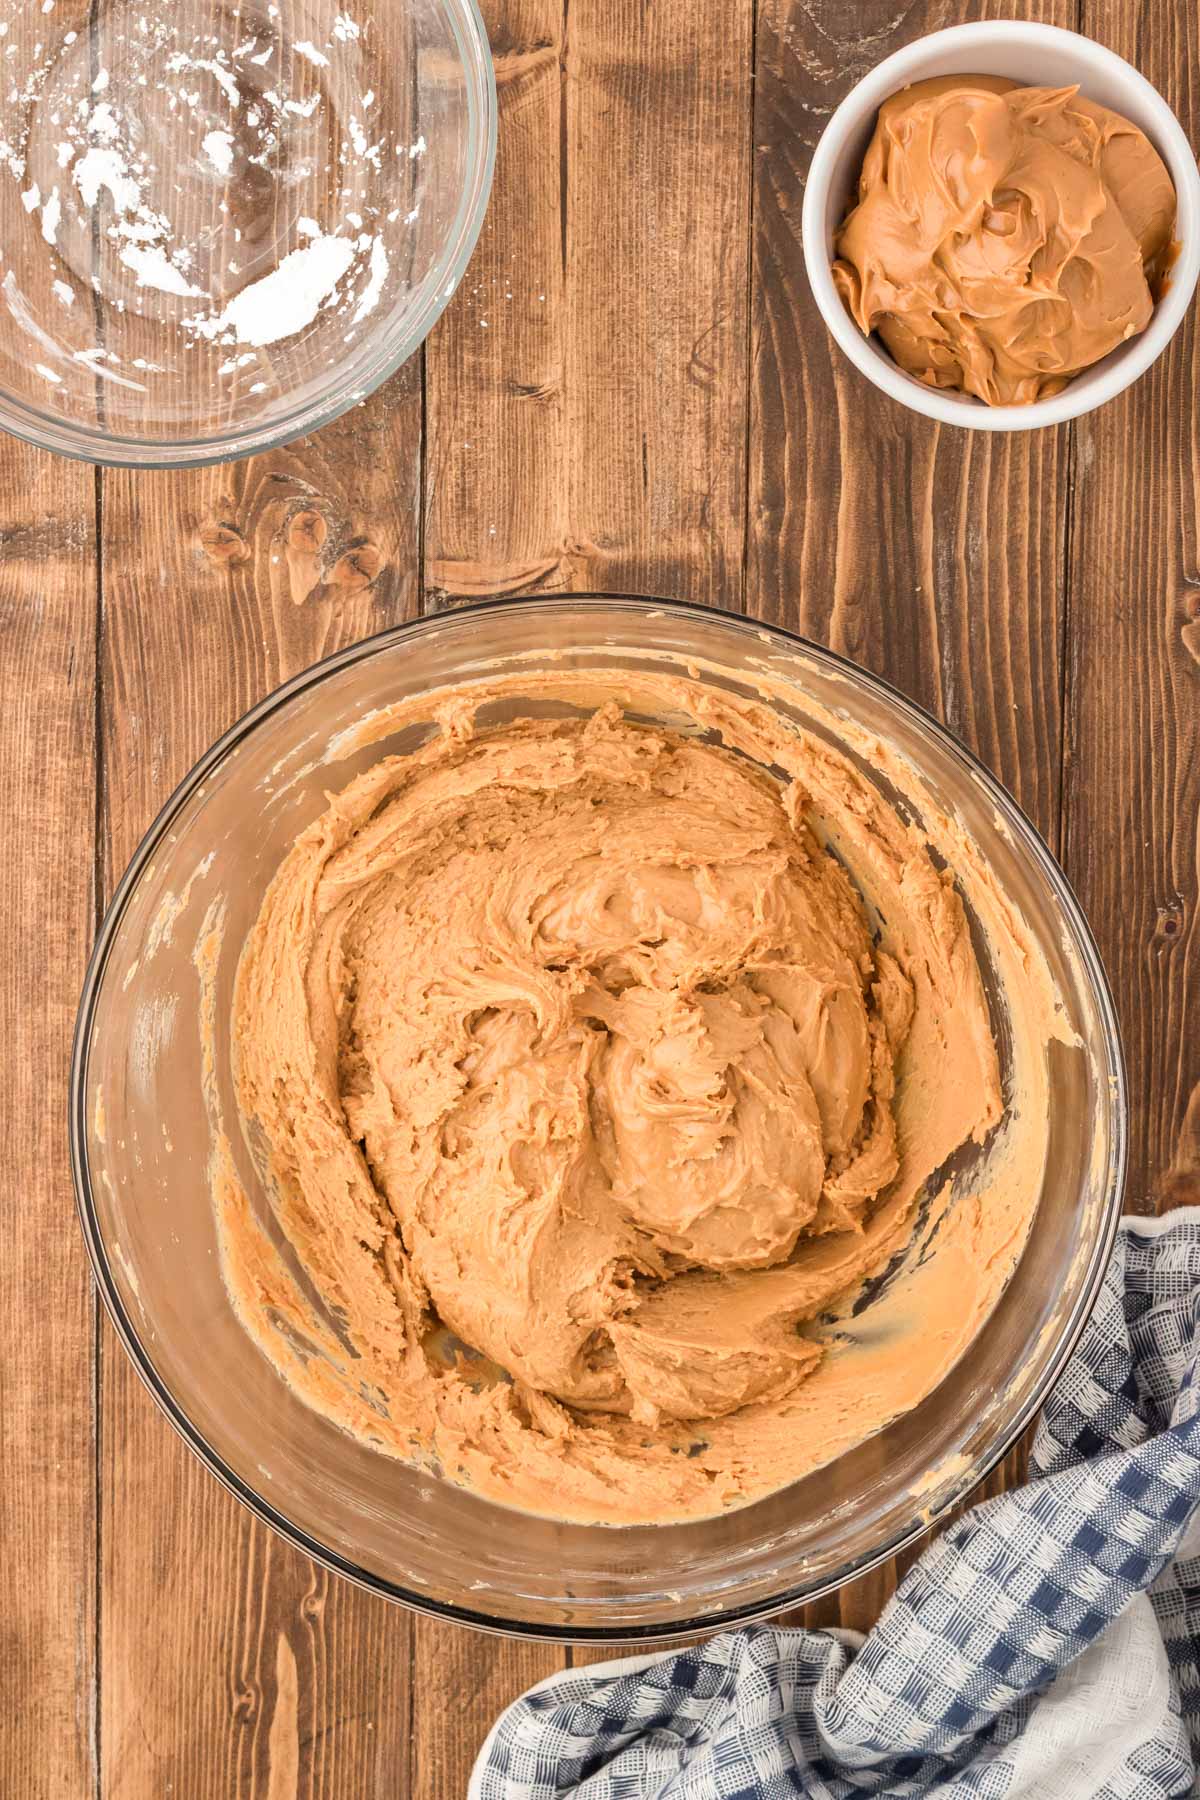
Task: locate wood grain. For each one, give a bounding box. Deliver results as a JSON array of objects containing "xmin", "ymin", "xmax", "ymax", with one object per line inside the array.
[
  {"xmin": 748, "ymin": 0, "xmax": 1076, "ymax": 838},
  {"xmin": 424, "ymin": 0, "xmax": 568, "ymax": 600},
  {"xmin": 96, "ymin": 371, "xmax": 422, "ymax": 1800},
  {"xmin": 0, "ymin": 443, "xmax": 98, "ymax": 1799},
  {"xmin": 745, "ymin": 0, "xmax": 1077, "ymax": 1642},
  {"xmin": 5, "ymin": 0, "xmax": 1200, "ymax": 1790},
  {"xmin": 1065, "ymin": 0, "xmax": 1200, "ymax": 1216},
  {"xmin": 423, "ymin": 0, "xmax": 754, "ymax": 610},
  {"xmin": 410, "ymin": 1620, "xmax": 561, "ymax": 1798}
]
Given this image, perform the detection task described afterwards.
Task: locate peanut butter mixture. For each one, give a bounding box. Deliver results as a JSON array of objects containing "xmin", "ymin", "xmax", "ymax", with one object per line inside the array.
[
  {"xmin": 833, "ymin": 76, "xmax": 1177, "ymax": 406},
  {"xmin": 225, "ymin": 672, "xmax": 1050, "ymax": 1524}
]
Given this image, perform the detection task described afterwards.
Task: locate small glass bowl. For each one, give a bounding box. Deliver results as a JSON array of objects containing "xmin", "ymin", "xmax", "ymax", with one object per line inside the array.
[
  {"xmin": 0, "ymin": 0, "xmax": 495, "ymax": 466},
  {"xmin": 71, "ymin": 597, "xmax": 1126, "ymax": 1641}
]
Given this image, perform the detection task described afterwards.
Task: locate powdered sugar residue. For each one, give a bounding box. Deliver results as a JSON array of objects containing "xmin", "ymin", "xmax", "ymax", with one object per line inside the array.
[
  {"xmin": 120, "ymin": 243, "xmax": 204, "ymax": 297},
  {"xmin": 40, "ymin": 185, "xmax": 60, "ymax": 243},
  {"xmin": 186, "ymin": 231, "xmax": 355, "ymax": 347},
  {"xmin": 0, "ymin": 1, "xmax": 425, "ymax": 390},
  {"xmin": 202, "ymin": 128, "xmax": 234, "ymax": 176},
  {"xmin": 351, "ymin": 234, "xmax": 388, "ymax": 326},
  {"xmin": 73, "ymin": 145, "xmax": 139, "ymax": 212}
]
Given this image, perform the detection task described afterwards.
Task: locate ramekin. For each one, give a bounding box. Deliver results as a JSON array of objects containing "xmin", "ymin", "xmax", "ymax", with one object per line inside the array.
[{"xmin": 802, "ymin": 22, "xmax": 1200, "ymax": 431}]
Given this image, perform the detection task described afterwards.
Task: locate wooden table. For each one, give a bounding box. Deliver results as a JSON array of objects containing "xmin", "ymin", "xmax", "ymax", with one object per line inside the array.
[{"xmin": 5, "ymin": 1, "xmax": 1199, "ymax": 1794}]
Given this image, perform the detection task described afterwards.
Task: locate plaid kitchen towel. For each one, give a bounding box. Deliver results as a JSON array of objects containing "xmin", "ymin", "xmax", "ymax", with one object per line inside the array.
[{"xmin": 471, "ymin": 1211, "xmax": 1200, "ymax": 1800}]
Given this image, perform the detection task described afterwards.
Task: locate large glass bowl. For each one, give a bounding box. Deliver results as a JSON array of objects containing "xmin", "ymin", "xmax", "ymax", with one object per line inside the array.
[
  {"xmin": 0, "ymin": 0, "xmax": 495, "ymax": 467},
  {"xmin": 71, "ymin": 598, "xmax": 1126, "ymax": 1640}
]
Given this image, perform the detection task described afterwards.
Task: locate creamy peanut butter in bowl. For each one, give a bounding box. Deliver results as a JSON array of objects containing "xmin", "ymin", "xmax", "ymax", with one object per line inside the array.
[
  {"xmin": 803, "ymin": 22, "xmax": 1200, "ymax": 431},
  {"xmin": 73, "ymin": 597, "xmax": 1126, "ymax": 1637}
]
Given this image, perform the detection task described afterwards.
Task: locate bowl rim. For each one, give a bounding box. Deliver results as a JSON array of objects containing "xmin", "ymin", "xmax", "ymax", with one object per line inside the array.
[
  {"xmin": 70, "ymin": 593, "xmax": 1129, "ymax": 1641},
  {"xmin": 802, "ymin": 19, "xmax": 1200, "ymax": 432},
  {"xmin": 0, "ymin": 0, "xmax": 498, "ymax": 469}
]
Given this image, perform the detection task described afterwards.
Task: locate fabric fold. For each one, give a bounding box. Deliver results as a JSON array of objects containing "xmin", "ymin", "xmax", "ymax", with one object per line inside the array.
[{"xmin": 472, "ymin": 1213, "xmax": 1200, "ymax": 1799}]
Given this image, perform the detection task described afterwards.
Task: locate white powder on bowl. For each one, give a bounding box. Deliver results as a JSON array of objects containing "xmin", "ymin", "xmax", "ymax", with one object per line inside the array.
[
  {"xmin": 0, "ymin": 0, "xmax": 420, "ymax": 381},
  {"xmin": 185, "ymin": 231, "xmax": 355, "ymax": 347},
  {"xmin": 201, "ymin": 128, "xmax": 234, "ymax": 176}
]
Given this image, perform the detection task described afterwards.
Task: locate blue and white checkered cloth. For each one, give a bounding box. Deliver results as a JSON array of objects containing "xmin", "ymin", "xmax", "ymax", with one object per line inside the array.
[{"xmin": 472, "ymin": 1212, "xmax": 1200, "ymax": 1800}]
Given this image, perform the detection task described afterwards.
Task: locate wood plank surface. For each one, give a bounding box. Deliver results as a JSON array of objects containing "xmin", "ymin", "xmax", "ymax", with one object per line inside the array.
[
  {"xmin": 410, "ymin": 1622, "xmax": 562, "ymax": 1800},
  {"xmin": 748, "ymin": 0, "xmax": 1074, "ymax": 1634},
  {"xmin": 1065, "ymin": 0, "xmax": 1200, "ymax": 1217},
  {"xmin": 0, "ymin": 3, "xmax": 102, "ymax": 1789},
  {"xmin": 3, "ymin": 0, "xmax": 1199, "ymax": 1791},
  {"xmin": 423, "ymin": 0, "xmax": 754, "ymax": 610},
  {"xmin": 96, "ymin": 377, "xmax": 422, "ymax": 1799},
  {"xmin": 748, "ymin": 0, "xmax": 1077, "ymax": 840},
  {"xmin": 0, "ymin": 444, "xmax": 99, "ymax": 1800}
]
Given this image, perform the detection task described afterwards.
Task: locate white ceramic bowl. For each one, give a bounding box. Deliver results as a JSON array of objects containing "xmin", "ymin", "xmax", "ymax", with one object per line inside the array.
[{"xmin": 802, "ymin": 22, "xmax": 1200, "ymax": 431}]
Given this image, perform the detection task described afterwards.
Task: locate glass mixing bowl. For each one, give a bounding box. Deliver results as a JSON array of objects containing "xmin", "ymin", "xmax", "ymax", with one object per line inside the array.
[
  {"xmin": 0, "ymin": 0, "xmax": 494, "ymax": 466},
  {"xmin": 71, "ymin": 598, "xmax": 1126, "ymax": 1640}
]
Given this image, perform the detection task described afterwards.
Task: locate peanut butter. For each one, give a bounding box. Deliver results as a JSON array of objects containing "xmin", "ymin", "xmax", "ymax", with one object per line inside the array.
[
  {"xmin": 219, "ymin": 669, "xmax": 1061, "ymax": 1524},
  {"xmin": 833, "ymin": 76, "xmax": 1177, "ymax": 406}
]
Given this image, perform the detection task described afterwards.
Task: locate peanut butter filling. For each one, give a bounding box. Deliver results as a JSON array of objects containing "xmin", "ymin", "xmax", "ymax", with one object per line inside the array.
[
  {"xmin": 221, "ymin": 670, "xmax": 1059, "ymax": 1524},
  {"xmin": 833, "ymin": 76, "xmax": 1177, "ymax": 406}
]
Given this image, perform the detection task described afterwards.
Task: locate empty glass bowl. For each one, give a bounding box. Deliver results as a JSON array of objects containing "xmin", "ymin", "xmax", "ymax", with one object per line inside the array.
[
  {"xmin": 0, "ymin": 0, "xmax": 495, "ymax": 465},
  {"xmin": 72, "ymin": 598, "xmax": 1126, "ymax": 1640}
]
